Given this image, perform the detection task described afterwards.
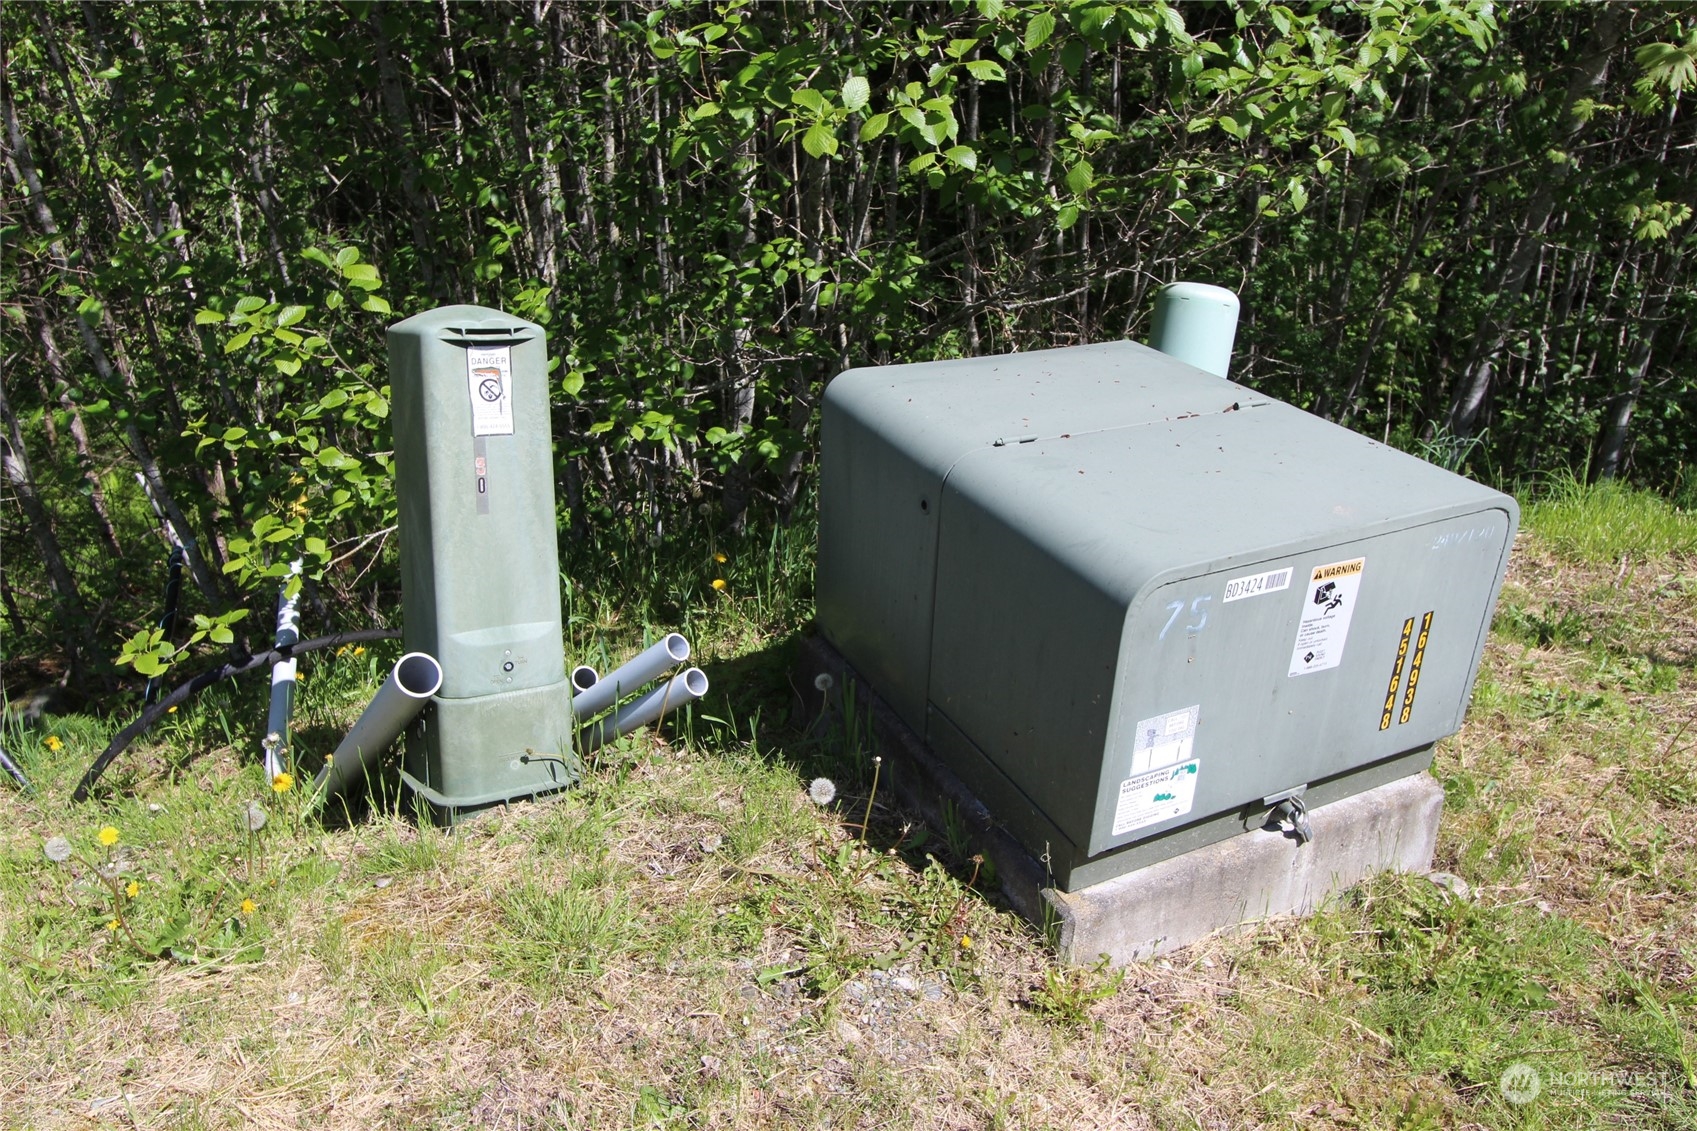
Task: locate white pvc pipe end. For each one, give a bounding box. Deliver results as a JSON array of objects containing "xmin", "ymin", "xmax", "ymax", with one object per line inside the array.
[{"xmin": 394, "ymin": 652, "xmax": 444, "ymax": 698}]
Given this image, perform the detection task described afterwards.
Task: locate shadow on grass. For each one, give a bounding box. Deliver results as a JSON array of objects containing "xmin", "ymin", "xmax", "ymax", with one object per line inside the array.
[{"xmin": 690, "ymin": 628, "xmax": 1006, "ymax": 907}]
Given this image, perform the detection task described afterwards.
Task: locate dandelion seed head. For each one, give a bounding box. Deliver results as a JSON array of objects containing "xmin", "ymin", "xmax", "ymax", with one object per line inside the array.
[
  {"xmin": 808, "ymin": 777, "xmax": 837, "ymax": 806},
  {"xmin": 244, "ymin": 801, "xmax": 269, "ymax": 832},
  {"xmin": 44, "ymin": 836, "xmax": 73, "ymax": 863},
  {"xmin": 813, "ymin": 672, "xmax": 834, "ymax": 692}
]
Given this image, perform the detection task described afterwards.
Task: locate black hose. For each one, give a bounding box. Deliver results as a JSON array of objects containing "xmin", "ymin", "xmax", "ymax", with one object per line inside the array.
[
  {"xmin": 143, "ymin": 545, "xmax": 185, "ymax": 707},
  {"xmin": 72, "ymin": 628, "xmax": 403, "ymax": 803},
  {"xmin": 0, "ymin": 742, "xmax": 33, "ymax": 793}
]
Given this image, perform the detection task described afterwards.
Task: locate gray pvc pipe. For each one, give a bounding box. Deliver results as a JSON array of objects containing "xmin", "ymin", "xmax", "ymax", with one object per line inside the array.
[
  {"xmin": 1148, "ymin": 281, "xmax": 1240, "ymax": 379},
  {"xmin": 570, "ymin": 665, "xmax": 600, "ymax": 694},
  {"xmin": 578, "ymin": 667, "xmax": 708, "ymax": 753},
  {"xmin": 315, "ymin": 652, "xmax": 443, "ymax": 798},
  {"xmin": 570, "ymin": 632, "xmax": 690, "ymax": 721}
]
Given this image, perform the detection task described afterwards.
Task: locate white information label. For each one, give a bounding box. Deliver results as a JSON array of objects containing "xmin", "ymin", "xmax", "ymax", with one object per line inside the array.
[
  {"xmin": 1288, "ymin": 556, "xmax": 1366, "ymax": 676},
  {"xmin": 466, "ymin": 345, "xmax": 515, "ymax": 437},
  {"xmin": 1112, "ymin": 759, "xmax": 1200, "ymax": 836},
  {"xmin": 1223, "ymin": 565, "xmax": 1293, "ymax": 603},
  {"xmin": 1129, "ymin": 704, "xmax": 1200, "ymax": 774}
]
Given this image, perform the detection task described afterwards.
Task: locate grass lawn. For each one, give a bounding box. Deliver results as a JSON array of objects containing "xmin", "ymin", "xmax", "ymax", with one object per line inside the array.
[{"xmin": 2, "ymin": 483, "xmax": 1693, "ymax": 1129}]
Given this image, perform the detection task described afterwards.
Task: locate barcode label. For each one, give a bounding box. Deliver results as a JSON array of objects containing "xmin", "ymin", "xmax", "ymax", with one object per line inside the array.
[{"xmin": 1222, "ymin": 566, "xmax": 1294, "ymax": 603}]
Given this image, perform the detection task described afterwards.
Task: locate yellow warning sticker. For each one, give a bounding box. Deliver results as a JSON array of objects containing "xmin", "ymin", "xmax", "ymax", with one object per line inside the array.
[
  {"xmin": 1288, "ymin": 557, "xmax": 1367, "ymax": 677},
  {"xmin": 1379, "ymin": 617, "xmax": 1416, "ymax": 731},
  {"xmin": 1398, "ymin": 610, "xmax": 1434, "ymax": 725}
]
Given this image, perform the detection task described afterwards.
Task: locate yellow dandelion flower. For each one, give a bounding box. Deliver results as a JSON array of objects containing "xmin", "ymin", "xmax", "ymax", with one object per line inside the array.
[
  {"xmin": 241, "ymin": 897, "xmax": 257, "ymax": 915},
  {"xmin": 959, "ymin": 934, "xmax": 973, "ymax": 949},
  {"xmin": 353, "ymin": 646, "xmax": 365, "ymax": 656},
  {"xmin": 106, "ymin": 919, "xmax": 120, "ymax": 932},
  {"xmin": 126, "ymin": 880, "xmax": 140, "ymax": 898},
  {"xmin": 166, "ymin": 705, "xmax": 178, "ymax": 713},
  {"xmin": 271, "ymin": 772, "xmax": 295, "ymax": 794},
  {"xmin": 336, "ymin": 645, "xmax": 349, "ymax": 656},
  {"xmin": 45, "ymin": 735, "xmax": 63, "ymax": 752},
  {"xmin": 714, "ymin": 552, "xmax": 727, "ymax": 563},
  {"xmin": 97, "ymin": 826, "xmax": 120, "ymax": 847},
  {"xmin": 711, "ymin": 578, "xmax": 727, "ymax": 591}
]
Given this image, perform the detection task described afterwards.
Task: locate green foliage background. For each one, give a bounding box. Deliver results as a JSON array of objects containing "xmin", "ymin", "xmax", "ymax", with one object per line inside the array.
[{"xmin": 2, "ymin": 0, "xmax": 1693, "ymax": 692}]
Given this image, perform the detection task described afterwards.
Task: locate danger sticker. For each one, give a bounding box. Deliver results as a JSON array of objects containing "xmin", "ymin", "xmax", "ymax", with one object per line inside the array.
[
  {"xmin": 1112, "ymin": 760, "xmax": 1200, "ymax": 836},
  {"xmin": 466, "ymin": 345, "xmax": 515, "ymax": 437},
  {"xmin": 1129, "ymin": 704, "xmax": 1199, "ymax": 774},
  {"xmin": 1288, "ymin": 557, "xmax": 1366, "ymax": 677},
  {"xmin": 1223, "ymin": 565, "xmax": 1293, "ymax": 603}
]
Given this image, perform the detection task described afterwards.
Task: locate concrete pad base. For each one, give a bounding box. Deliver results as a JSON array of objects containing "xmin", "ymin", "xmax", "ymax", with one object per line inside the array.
[
  {"xmin": 1043, "ymin": 772, "xmax": 1443, "ymax": 963},
  {"xmin": 795, "ymin": 633, "xmax": 1445, "ymax": 965}
]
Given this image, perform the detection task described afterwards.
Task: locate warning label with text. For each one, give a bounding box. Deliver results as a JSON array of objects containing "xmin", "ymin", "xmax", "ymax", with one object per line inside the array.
[
  {"xmin": 1288, "ymin": 556, "xmax": 1366, "ymax": 677},
  {"xmin": 466, "ymin": 345, "xmax": 515, "ymax": 437}
]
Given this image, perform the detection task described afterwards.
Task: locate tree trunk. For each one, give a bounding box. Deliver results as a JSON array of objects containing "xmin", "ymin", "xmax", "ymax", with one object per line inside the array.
[
  {"xmin": 0, "ymin": 380, "xmax": 98, "ymax": 688},
  {"xmin": 1443, "ymin": 5, "xmax": 1621, "ymax": 438},
  {"xmin": 3, "ymin": 81, "xmax": 222, "ymax": 605}
]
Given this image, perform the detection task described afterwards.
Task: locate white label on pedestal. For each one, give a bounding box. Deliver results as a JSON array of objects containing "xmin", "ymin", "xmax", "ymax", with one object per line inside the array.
[
  {"xmin": 1129, "ymin": 704, "xmax": 1199, "ymax": 774},
  {"xmin": 466, "ymin": 345, "xmax": 515, "ymax": 437},
  {"xmin": 1112, "ymin": 759, "xmax": 1200, "ymax": 836},
  {"xmin": 1288, "ymin": 556, "xmax": 1366, "ymax": 676},
  {"xmin": 1223, "ymin": 565, "xmax": 1294, "ymax": 603}
]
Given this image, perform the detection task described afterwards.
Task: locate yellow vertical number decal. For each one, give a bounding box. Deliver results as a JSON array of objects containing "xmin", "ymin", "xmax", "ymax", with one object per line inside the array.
[
  {"xmin": 1399, "ymin": 610, "xmax": 1434, "ymax": 725},
  {"xmin": 1380, "ymin": 617, "xmax": 1416, "ymax": 731}
]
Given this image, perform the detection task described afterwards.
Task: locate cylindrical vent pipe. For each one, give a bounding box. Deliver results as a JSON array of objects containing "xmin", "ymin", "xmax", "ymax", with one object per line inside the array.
[
  {"xmin": 578, "ymin": 667, "xmax": 709, "ymax": 753},
  {"xmin": 570, "ymin": 633, "xmax": 690, "ymax": 721},
  {"xmin": 316, "ymin": 652, "xmax": 443, "ymax": 798},
  {"xmin": 1148, "ymin": 282, "xmax": 1240, "ymax": 379},
  {"xmin": 570, "ymin": 665, "xmax": 600, "ymax": 694}
]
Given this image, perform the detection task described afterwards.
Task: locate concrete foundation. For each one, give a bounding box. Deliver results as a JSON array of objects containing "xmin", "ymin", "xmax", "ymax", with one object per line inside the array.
[{"xmin": 795, "ymin": 634, "xmax": 1445, "ymax": 964}]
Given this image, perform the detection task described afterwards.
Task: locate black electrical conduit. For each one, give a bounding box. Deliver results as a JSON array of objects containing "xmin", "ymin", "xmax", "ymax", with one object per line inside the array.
[
  {"xmin": 0, "ymin": 743, "xmax": 33, "ymax": 793},
  {"xmin": 72, "ymin": 628, "xmax": 402, "ymax": 803}
]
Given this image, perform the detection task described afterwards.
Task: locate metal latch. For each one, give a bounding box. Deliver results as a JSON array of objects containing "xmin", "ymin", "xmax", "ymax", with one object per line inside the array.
[{"xmin": 1263, "ymin": 787, "xmax": 1313, "ymax": 845}]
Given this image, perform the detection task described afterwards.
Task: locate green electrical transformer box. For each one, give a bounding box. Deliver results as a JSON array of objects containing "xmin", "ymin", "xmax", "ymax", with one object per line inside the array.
[
  {"xmin": 388, "ymin": 305, "xmax": 576, "ymax": 818},
  {"xmin": 818, "ymin": 341, "xmax": 1516, "ymax": 890}
]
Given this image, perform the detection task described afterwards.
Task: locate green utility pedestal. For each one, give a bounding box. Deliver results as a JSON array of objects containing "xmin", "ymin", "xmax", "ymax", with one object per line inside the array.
[
  {"xmin": 818, "ymin": 340, "xmax": 1515, "ymax": 889},
  {"xmin": 388, "ymin": 305, "xmax": 576, "ymax": 819}
]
